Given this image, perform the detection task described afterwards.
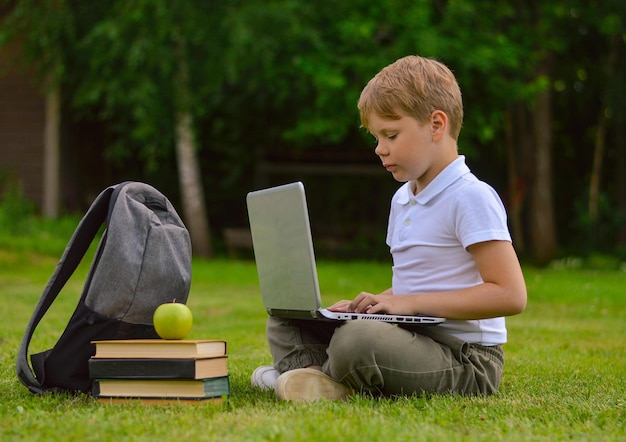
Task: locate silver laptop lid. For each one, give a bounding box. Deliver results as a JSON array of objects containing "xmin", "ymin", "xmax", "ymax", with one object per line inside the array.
[{"xmin": 246, "ymin": 182, "xmax": 321, "ymax": 318}]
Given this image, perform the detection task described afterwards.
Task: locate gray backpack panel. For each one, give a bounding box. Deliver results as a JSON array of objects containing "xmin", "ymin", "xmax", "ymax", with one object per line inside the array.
[{"xmin": 85, "ymin": 183, "xmax": 191, "ymax": 323}]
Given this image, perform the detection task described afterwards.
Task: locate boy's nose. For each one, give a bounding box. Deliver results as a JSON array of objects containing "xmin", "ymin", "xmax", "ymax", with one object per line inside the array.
[{"xmin": 374, "ymin": 142, "xmax": 387, "ymax": 157}]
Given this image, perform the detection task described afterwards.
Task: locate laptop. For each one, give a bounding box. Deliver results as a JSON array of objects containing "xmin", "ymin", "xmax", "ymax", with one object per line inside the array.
[{"xmin": 246, "ymin": 182, "xmax": 445, "ymax": 325}]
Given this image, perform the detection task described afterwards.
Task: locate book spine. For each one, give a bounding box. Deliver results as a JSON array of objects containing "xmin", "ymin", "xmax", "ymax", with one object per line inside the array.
[
  {"xmin": 89, "ymin": 357, "xmax": 228, "ymax": 380},
  {"xmin": 89, "ymin": 359, "xmax": 197, "ymax": 379},
  {"xmin": 203, "ymin": 376, "xmax": 230, "ymax": 396}
]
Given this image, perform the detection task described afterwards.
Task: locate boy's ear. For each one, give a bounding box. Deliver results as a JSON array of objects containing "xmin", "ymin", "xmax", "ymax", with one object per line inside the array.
[{"xmin": 431, "ymin": 110, "xmax": 448, "ymax": 141}]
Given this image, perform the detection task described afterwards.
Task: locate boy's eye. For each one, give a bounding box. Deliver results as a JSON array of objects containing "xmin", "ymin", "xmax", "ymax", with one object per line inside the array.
[{"xmin": 387, "ymin": 133, "xmax": 397, "ymax": 140}]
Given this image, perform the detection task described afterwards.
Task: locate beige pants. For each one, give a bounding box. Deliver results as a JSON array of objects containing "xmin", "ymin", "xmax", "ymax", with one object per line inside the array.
[{"xmin": 266, "ymin": 317, "xmax": 504, "ymax": 396}]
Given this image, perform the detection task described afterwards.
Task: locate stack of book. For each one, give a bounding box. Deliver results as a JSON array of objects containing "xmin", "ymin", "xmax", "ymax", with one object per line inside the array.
[{"xmin": 89, "ymin": 339, "xmax": 228, "ymax": 405}]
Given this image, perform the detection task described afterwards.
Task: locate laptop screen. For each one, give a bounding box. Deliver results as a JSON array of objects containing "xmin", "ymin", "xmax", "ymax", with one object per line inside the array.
[{"xmin": 246, "ymin": 182, "xmax": 322, "ymax": 316}]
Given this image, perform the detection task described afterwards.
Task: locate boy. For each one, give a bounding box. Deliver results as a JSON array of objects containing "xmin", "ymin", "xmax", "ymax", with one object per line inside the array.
[{"xmin": 251, "ymin": 55, "xmax": 527, "ymax": 401}]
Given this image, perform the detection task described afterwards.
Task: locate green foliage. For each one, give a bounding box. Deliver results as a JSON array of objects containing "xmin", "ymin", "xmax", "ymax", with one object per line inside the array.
[
  {"xmin": 0, "ymin": 171, "xmax": 36, "ymax": 235},
  {"xmin": 0, "ymin": 169, "xmax": 84, "ymax": 255},
  {"xmin": 570, "ymin": 193, "xmax": 626, "ymax": 258},
  {"xmin": 70, "ymin": 1, "xmax": 206, "ymax": 170},
  {"xmin": 0, "ymin": 0, "xmax": 75, "ymax": 80},
  {"xmin": 1, "ymin": 0, "xmax": 625, "ymax": 258},
  {"xmin": 0, "ymin": 210, "xmax": 84, "ymax": 257}
]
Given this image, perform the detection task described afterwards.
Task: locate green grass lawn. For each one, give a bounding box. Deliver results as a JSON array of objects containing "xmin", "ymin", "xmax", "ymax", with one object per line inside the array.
[{"xmin": 0, "ymin": 235, "xmax": 624, "ymax": 441}]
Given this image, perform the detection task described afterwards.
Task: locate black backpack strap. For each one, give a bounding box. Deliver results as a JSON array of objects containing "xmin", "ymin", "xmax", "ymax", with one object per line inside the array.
[{"xmin": 15, "ymin": 182, "xmax": 131, "ymax": 393}]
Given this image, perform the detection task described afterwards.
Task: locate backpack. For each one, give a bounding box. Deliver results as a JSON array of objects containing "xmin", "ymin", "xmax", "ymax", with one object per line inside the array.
[{"xmin": 16, "ymin": 182, "xmax": 192, "ymax": 394}]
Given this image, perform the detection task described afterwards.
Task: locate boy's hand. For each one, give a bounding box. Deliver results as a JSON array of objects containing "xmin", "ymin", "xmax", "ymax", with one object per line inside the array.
[
  {"xmin": 327, "ymin": 294, "xmax": 381, "ymax": 312},
  {"xmin": 327, "ymin": 289, "xmax": 415, "ymax": 315},
  {"xmin": 326, "ymin": 299, "xmax": 353, "ymax": 312},
  {"xmin": 348, "ymin": 292, "xmax": 415, "ymax": 315}
]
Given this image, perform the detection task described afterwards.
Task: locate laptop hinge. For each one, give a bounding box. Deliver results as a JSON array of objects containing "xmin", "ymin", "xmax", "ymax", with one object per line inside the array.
[{"xmin": 267, "ymin": 308, "xmax": 317, "ymax": 320}]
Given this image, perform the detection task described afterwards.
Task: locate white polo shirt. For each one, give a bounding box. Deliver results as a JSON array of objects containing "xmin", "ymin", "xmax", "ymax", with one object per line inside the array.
[{"xmin": 386, "ymin": 156, "xmax": 511, "ymax": 345}]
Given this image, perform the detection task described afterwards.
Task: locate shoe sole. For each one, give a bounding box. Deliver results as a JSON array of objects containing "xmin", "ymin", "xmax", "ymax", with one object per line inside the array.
[{"xmin": 275, "ymin": 369, "xmax": 352, "ymax": 401}]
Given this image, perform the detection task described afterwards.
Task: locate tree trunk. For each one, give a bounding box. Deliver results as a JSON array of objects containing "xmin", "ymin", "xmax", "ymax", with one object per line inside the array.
[
  {"xmin": 504, "ymin": 110, "xmax": 525, "ymax": 254},
  {"xmin": 175, "ymin": 111, "xmax": 212, "ymax": 258},
  {"xmin": 616, "ymin": 112, "xmax": 626, "ymax": 247},
  {"xmin": 588, "ymin": 111, "xmax": 607, "ymax": 221},
  {"xmin": 174, "ymin": 39, "xmax": 212, "ymax": 258},
  {"xmin": 528, "ymin": 57, "xmax": 557, "ymax": 265},
  {"xmin": 590, "ymin": 33, "xmax": 619, "ymax": 223},
  {"xmin": 42, "ymin": 82, "xmax": 60, "ymax": 219},
  {"xmin": 614, "ymin": 46, "xmax": 626, "ymax": 247}
]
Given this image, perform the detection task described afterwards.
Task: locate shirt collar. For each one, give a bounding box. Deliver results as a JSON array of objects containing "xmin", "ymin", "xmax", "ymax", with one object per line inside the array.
[{"xmin": 396, "ymin": 156, "xmax": 470, "ymax": 205}]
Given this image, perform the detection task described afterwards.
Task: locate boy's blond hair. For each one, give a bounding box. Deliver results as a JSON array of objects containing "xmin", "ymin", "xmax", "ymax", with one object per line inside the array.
[{"xmin": 358, "ymin": 55, "xmax": 463, "ymax": 140}]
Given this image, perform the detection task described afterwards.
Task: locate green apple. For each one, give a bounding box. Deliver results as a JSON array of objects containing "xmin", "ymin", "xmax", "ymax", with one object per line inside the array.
[{"xmin": 153, "ymin": 301, "xmax": 193, "ymax": 340}]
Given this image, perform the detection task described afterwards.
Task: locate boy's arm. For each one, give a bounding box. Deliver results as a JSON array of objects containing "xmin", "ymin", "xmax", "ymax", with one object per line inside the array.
[{"xmin": 348, "ymin": 240, "xmax": 527, "ymax": 320}]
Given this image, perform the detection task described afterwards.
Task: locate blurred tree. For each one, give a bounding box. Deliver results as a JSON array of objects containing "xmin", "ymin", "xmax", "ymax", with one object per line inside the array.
[
  {"xmin": 433, "ymin": 0, "xmax": 622, "ymax": 263},
  {"xmin": 0, "ymin": 0, "xmax": 73, "ymax": 218},
  {"xmin": 220, "ymin": 0, "xmax": 572, "ymax": 264},
  {"xmin": 2, "ymin": 0, "xmax": 219, "ymax": 256},
  {"xmin": 582, "ymin": 2, "xmax": 625, "ymax": 242},
  {"xmin": 1, "ymin": 0, "xmax": 624, "ymax": 261},
  {"xmin": 547, "ymin": 0, "xmax": 626, "ymax": 255},
  {"xmin": 69, "ymin": 0, "xmax": 219, "ymax": 257}
]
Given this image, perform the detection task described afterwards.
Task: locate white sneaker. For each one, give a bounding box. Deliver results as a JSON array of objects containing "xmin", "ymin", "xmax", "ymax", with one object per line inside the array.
[
  {"xmin": 274, "ymin": 368, "xmax": 352, "ymax": 401},
  {"xmin": 251, "ymin": 365, "xmax": 280, "ymax": 390}
]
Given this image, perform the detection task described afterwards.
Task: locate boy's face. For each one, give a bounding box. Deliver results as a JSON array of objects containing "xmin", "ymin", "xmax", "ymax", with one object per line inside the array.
[{"xmin": 368, "ymin": 111, "xmax": 452, "ymax": 189}]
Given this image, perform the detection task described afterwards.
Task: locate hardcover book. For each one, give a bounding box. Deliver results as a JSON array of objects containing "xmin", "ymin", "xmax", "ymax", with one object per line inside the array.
[
  {"xmin": 93, "ymin": 375, "xmax": 230, "ymax": 399},
  {"xmin": 91, "ymin": 339, "xmax": 227, "ymax": 359},
  {"xmin": 88, "ymin": 356, "xmax": 228, "ymax": 380}
]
